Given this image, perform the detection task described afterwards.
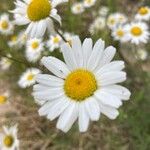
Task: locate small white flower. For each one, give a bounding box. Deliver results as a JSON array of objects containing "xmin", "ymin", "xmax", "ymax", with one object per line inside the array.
[
  {"xmin": 99, "ymin": 6, "xmax": 109, "ymax": 17},
  {"xmin": 71, "ymin": 2, "xmax": 85, "ymax": 14},
  {"xmin": 0, "ymin": 55, "xmax": 12, "ymax": 70},
  {"xmin": 8, "ymin": 35, "xmax": 19, "ymax": 48},
  {"xmin": 25, "ymin": 38, "xmax": 44, "ymax": 62},
  {"xmin": 136, "ymin": 49, "xmax": 148, "ymax": 60},
  {"xmin": 33, "ymin": 37, "xmax": 130, "ymax": 133},
  {"xmin": 0, "ymin": 14, "xmax": 14, "ymax": 35},
  {"xmin": 0, "ymin": 124, "xmax": 19, "ymax": 150},
  {"xmin": 107, "ymin": 13, "xmax": 127, "ymax": 29},
  {"xmin": 83, "ymin": 0, "xmax": 97, "ymax": 8},
  {"xmin": 124, "ymin": 22, "xmax": 150, "ymax": 45},
  {"xmin": 46, "ymin": 34, "xmax": 62, "ymax": 52},
  {"xmin": 135, "ymin": 6, "xmax": 150, "ymax": 21},
  {"xmin": 12, "ymin": 0, "xmax": 68, "ymax": 38},
  {"xmin": 111, "ymin": 25, "xmax": 128, "ymax": 42},
  {"xmin": 89, "ymin": 17, "xmax": 106, "ymax": 35},
  {"xmin": 18, "ymin": 68, "xmax": 41, "ymax": 88}
]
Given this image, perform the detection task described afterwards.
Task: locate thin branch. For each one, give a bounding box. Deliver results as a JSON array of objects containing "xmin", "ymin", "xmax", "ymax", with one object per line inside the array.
[{"xmin": 0, "ymin": 53, "xmax": 31, "ymax": 67}]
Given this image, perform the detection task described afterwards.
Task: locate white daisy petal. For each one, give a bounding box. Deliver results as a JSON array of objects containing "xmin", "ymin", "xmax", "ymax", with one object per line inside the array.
[
  {"xmin": 41, "ymin": 56, "xmax": 70, "ymax": 78},
  {"xmin": 33, "ymin": 87, "xmax": 64, "ymax": 101},
  {"xmin": 84, "ymin": 97, "xmax": 100, "ymax": 121},
  {"xmin": 96, "ymin": 61, "xmax": 125, "ymax": 75},
  {"xmin": 97, "ymin": 46, "xmax": 116, "ymax": 69},
  {"xmin": 82, "ymin": 38, "xmax": 93, "ymax": 67},
  {"xmin": 57, "ymin": 102, "xmax": 78, "ymax": 132},
  {"xmin": 101, "ymin": 85, "xmax": 131, "ymax": 100},
  {"xmin": 35, "ymin": 74, "xmax": 64, "ymax": 87},
  {"xmin": 47, "ymin": 97, "xmax": 71, "ymax": 121},
  {"xmin": 99, "ymin": 71, "xmax": 126, "ymax": 86},
  {"xmin": 61, "ymin": 43, "xmax": 78, "ymax": 70},
  {"xmin": 99, "ymin": 103, "xmax": 119, "ymax": 119},
  {"xmin": 95, "ymin": 89, "xmax": 122, "ymax": 108},
  {"xmin": 79, "ymin": 102, "xmax": 90, "ymax": 132},
  {"xmin": 71, "ymin": 36, "xmax": 83, "ymax": 67},
  {"xmin": 87, "ymin": 39, "xmax": 104, "ymax": 71}
]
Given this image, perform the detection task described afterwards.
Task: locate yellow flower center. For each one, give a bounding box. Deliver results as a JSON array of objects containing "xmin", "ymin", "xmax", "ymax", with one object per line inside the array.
[
  {"xmin": 109, "ymin": 18, "xmax": 115, "ymax": 25},
  {"xmin": 117, "ymin": 29, "xmax": 124, "ymax": 37},
  {"xmin": 76, "ymin": 5, "xmax": 81, "ymax": 11},
  {"xmin": 27, "ymin": 0, "xmax": 51, "ymax": 21},
  {"xmin": 3, "ymin": 135, "xmax": 14, "ymax": 147},
  {"xmin": 1, "ymin": 20, "xmax": 9, "ymax": 29},
  {"xmin": 31, "ymin": 41, "xmax": 39, "ymax": 49},
  {"xmin": 86, "ymin": 0, "xmax": 92, "ymax": 4},
  {"xmin": 0, "ymin": 95, "xmax": 7, "ymax": 104},
  {"xmin": 131, "ymin": 26, "xmax": 142, "ymax": 36},
  {"xmin": 53, "ymin": 37, "xmax": 60, "ymax": 44},
  {"xmin": 64, "ymin": 69, "xmax": 97, "ymax": 101},
  {"xmin": 138, "ymin": 7, "xmax": 149, "ymax": 15},
  {"xmin": 27, "ymin": 74, "xmax": 34, "ymax": 81},
  {"xmin": 11, "ymin": 36, "xmax": 17, "ymax": 42}
]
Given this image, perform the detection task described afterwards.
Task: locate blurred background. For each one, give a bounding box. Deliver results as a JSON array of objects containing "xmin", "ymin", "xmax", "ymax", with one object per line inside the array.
[{"xmin": 0, "ymin": 0, "xmax": 150, "ymax": 149}]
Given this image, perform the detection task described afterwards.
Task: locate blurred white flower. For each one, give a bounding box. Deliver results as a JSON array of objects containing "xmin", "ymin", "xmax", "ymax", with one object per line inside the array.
[
  {"xmin": 99, "ymin": 6, "xmax": 109, "ymax": 17},
  {"xmin": 135, "ymin": 6, "xmax": 150, "ymax": 21},
  {"xmin": 107, "ymin": 13, "xmax": 127, "ymax": 29},
  {"xmin": 124, "ymin": 22, "xmax": 150, "ymax": 45},
  {"xmin": 0, "ymin": 55, "xmax": 12, "ymax": 70},
  {"xmin": 8, "ymin": 35, "xmax": 19, "ymax": 48},
  {"xmin": 0, "ymin": 124, "xmax": 19, "ymax": 150},
  {"xmin": 12, "ymin": 0, "xmax": 68, "ymax": 38},
  {"xmin": 0, "ymin": 14, "xmax": 14, "ymax": 35},
  {"xmin": 83, "ymin": 0, "xmax": 97, "ymax": 8},
  {"xmin": 33, "ymin": 37, "xmax": 130, "ymax": 133},
  {"xmin": 89, "ymin": 17, "xmax": 106, "ymax": 34},
  {"xmin": 46, "ymin": 34, "xmax": 62, "ymax": 52},
  {"xmin": 112, "ymin": 25, "xmax": 128, "ymax": 42},
  {"xmin": 71, "ymin": 2, "xmax": 85, "ymax": 14},
  {"xmin": 18, "ymin": 68, "xmax": 41, "ymax": 88},
  {"xmin": 136, "ymin": 49, "xmax": 148, "ymax": 60},
  {"xmin": 25, "ymin": 38, "xmax": 44, "ymax": 62}
]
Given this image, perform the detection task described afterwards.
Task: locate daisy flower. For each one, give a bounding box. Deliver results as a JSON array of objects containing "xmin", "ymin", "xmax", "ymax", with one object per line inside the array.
[
  {"xmin": 46, "ymin": 34, "xmax": 62, "ymax": 52},
  {"xmin": 33, "ymin": 37, "xmax": 131, "ymax": 133},
  {"xmin": 136, "ymin": 49, "xmax": 148, "ymax": 60},
  {"xmin": 18, "ymin": 68, "xmax": 41, "ymax": 88},
  {"xmin": 135, "ymin": 6, "xmax": 150, "ymax": 21},
  {"xmin": 124, "ymin": 22, "xmax": 150, "ymax": 45},
  {"xmin": 107, "ymin": 13, "xmax": 127, "ymax": 29},
  {"xmin": 83, "ymin": 0, "xmax": 97, "ymax": 8},
  {"xmin": 12, "ymin": 0, "xmax": 68, "ymax": 38},
  {"xmin": 8, "ymin": 35, "xmax": 19, "ymax": 48},
  {"xmin": 71, "ymin": 2, "xmax": 85, "ymax": 14},
  {"xmin": 25, "ymin": 38, "xmax": 44, "ymax": 62},
  {"xmin": 89, "ymin": 17, "xmax": 106, "ymax": 35},
  {"xmin": 0, "ymin": 92, "xmax": 9, "ymax": 106},
  {"xmin": 0, "ymin": 14, "xmax": 14, "ymax": 35},
  {"xmin": 0, "ymin": 56, "xmax": 12, "ymax": 70},
  {"xmin": 99, "ymin": 6, "xmax": 109, "ymax": 17},
  {"xmin": 111, "ymin": 25, "xmax": 128, "ymax": 42},
  {"xmin": 0, "ymin": 125, "xmax": 19, "ymax": 150}
]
